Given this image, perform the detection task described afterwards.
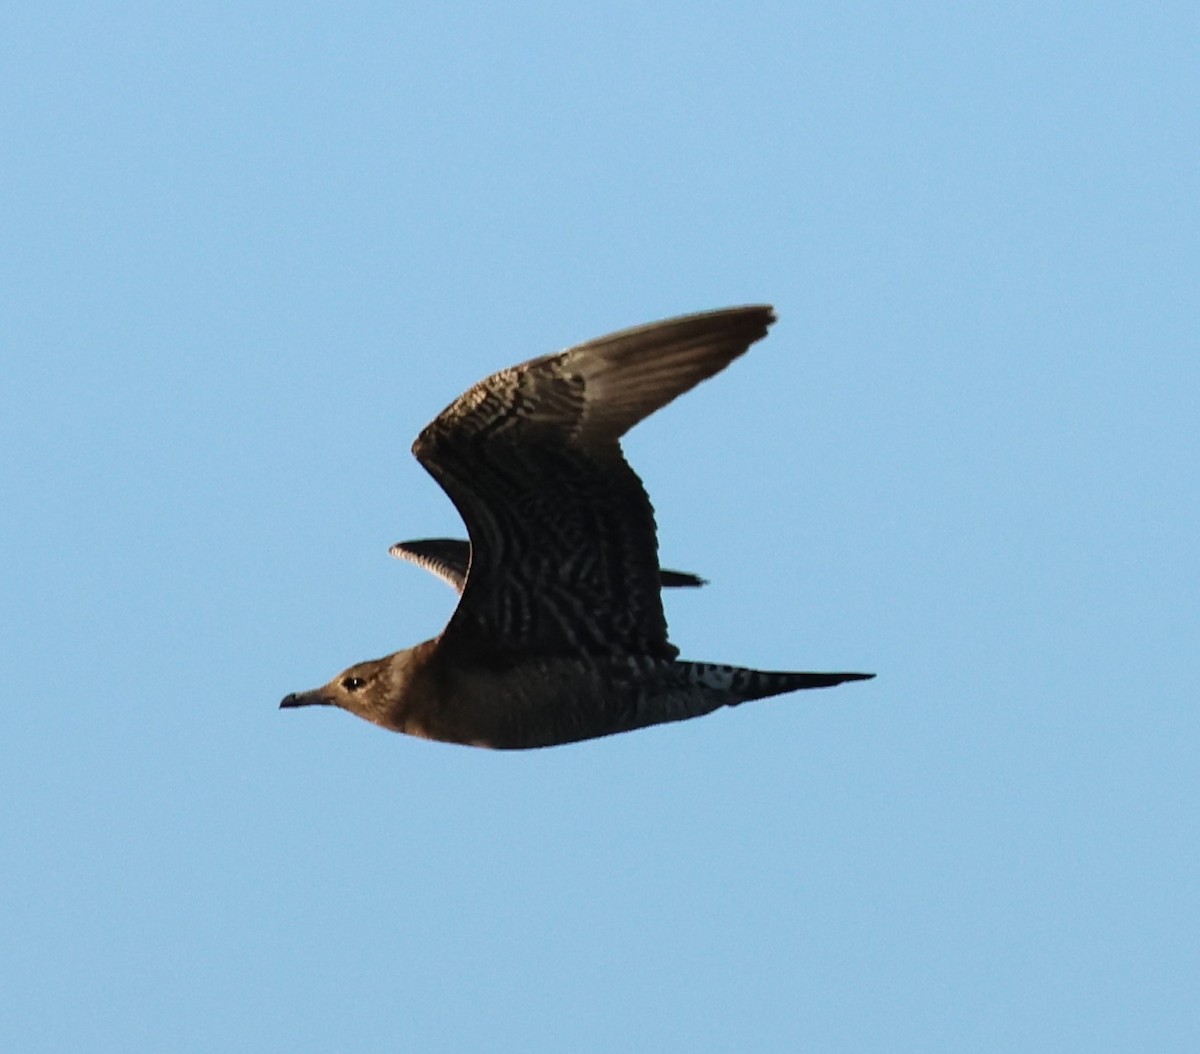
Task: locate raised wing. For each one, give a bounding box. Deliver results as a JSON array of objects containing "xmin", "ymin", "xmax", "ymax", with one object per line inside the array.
[
  {"xmin": 412, "ymin": 306, "xmax": 775, "ymax": 661},
  {"xmin": 389, "ymin": 537, "xmax": 707, "ymax": 594}
]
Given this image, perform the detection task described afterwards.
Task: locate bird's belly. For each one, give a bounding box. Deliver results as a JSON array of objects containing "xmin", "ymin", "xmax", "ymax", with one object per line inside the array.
[{"xmin": 419, "ymin": 657, "xmax": 714, "ymax": 749}]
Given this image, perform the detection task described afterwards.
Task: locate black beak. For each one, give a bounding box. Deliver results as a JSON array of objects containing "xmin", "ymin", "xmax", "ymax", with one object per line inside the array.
[{"xmin": 279, "ymin": 690, "xmax": 330, "ymax": 709}]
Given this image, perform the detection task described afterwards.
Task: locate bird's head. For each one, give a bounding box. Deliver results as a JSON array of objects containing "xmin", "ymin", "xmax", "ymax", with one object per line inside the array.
[{"xmin": 280, "ymin": 651, "xmax": 416, "ymax": 731}]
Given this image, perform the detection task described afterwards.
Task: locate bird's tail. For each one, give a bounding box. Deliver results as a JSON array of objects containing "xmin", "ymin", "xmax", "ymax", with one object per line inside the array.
[{"xmin": 681, "ymin": 662, "xmax": 875, "ymax": 702}]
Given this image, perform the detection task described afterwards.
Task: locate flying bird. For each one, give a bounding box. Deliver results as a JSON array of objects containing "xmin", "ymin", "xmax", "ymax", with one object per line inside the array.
[{"xmin": 281, "ymin": 306, "xmax": 873, "ymax": 748}]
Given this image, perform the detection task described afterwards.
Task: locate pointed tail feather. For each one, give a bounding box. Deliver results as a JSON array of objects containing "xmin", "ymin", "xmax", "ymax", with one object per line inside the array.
[
  {"xmin": 681, "ymin": 662, "xmax": 874, "ymax": 703},
  {"xmin": 738, "ymin": 669, "xmax": 875, "ymax": 701}
]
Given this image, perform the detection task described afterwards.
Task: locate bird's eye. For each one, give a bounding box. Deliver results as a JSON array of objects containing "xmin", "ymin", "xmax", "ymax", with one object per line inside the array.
[{"xmin": 342, "ymin": 676, "xmax": 367, "ymax": 692}]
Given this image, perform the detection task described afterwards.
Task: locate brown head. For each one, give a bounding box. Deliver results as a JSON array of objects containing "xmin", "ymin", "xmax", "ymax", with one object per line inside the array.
[{"xmin": 279, "ymin": 645, "xmax": 432, "ymax": 732}]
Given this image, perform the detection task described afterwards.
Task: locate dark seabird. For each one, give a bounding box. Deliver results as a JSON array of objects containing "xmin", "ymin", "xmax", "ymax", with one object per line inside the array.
[{"xmin": 281, "ymin": 306, "xmax": 873, "ymax": 748}]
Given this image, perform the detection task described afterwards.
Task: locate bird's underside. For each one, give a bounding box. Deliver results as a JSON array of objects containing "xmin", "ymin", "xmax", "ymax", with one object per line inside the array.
[{"xmin": 281, "ymin": 305, "xmax": 874, "ymax": 748}]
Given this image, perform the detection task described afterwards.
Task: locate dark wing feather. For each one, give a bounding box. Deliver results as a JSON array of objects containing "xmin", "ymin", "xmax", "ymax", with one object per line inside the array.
[
  {"xmin": 390, "ymin": 537, "xmax": 707, "ymax": 594},
  {"xmin": 412, "ymin": 306, "xmax": 775, "ymax": 661},
  {"xmin": 659, "ymin": 568, "xmax": 706, "ymax": 588}
]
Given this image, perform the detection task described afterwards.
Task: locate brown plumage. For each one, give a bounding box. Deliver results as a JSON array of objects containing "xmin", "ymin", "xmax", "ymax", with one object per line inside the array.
[{"xmin": 280, "ymin": 306, "xmax": 873, "ymax": 748}]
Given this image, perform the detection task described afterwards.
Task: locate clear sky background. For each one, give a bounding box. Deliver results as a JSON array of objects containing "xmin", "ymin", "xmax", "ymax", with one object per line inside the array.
[{"xmin": 3, "ymin": 3, "xmax": 1197, "ymax": 1051}]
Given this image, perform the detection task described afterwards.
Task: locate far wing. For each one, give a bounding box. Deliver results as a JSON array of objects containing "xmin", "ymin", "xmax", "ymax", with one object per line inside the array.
[
  {"xmin": 390, "ymin": 537, "xmax": 707, "ymax": 594},
  {"xmin": 388, "ymin": 538, "xmax": 472, "ymax": 592}
]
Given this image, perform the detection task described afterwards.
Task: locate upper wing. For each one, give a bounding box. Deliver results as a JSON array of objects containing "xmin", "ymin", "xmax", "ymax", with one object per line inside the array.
[
  {"xmin": 412, "ymin": 306, "xmax": 775, "ymax": 661},
  {"xmin": 390, "ymin": 537, "xmax": 708, "ymax": 594}
]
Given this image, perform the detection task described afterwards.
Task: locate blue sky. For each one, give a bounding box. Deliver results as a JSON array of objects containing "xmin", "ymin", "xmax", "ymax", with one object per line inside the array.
[{"xmin": 3, "ymin": 3, "xmax": 1197, "ymax": 1050}]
